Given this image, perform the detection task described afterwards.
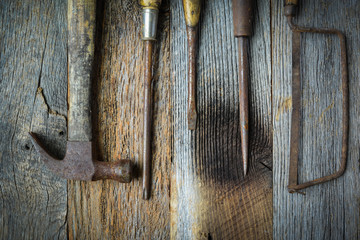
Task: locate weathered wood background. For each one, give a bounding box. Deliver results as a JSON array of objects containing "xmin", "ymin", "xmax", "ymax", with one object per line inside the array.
[
  {"xmin": 0, "ymin": 0, "xmax": 359, "ymax": 239},
  {"xmin": 170, "ymin": 0, "xmax": 272, "ymax": 239},
  {"xmin": 0, "ymin": 1, "xmax": 68, "ymax": 239}
]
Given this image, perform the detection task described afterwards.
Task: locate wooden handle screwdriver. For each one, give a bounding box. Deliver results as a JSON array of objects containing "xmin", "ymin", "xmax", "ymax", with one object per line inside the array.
[
  {"xmin": 139, "ymin": 0, "xmax": 162, "ymax": 200},
  {"xmin": 232, "ymin": 0, "xmax": 253, "ymax": 176},
  {"xmin": 182, "ymin": 0, "xmax": 201, "ymax": 130}
]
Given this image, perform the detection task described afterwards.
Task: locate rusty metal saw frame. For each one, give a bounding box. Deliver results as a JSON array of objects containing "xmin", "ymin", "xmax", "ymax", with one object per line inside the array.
[{"xmin": 285, "ymin": 2, "xmax": 349, "ymax": 193}]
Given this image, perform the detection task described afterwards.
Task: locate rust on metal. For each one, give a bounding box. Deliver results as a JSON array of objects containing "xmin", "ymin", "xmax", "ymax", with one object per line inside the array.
[
  {"xmin": 142, "ymin": 41, "xmax": 154, "ymax": 200},
  {"xmin": 140, "ymin": 0, "xmax": 161, "ymax": 200},
  {"xmin": 232, "ymin": 0, "xmax": 253, "ymax": 176},
  {"xmin": 29, "ymin": 133, "xmax": 133, "ymax": 182},
  {"xmin": 186, "ymin": 26, "xmax": 198, "ymax": 130},
  {"xmin": 238, "ymin": 37, "xmax": 250, "ymax": 176},
  {"xmin": 285, "ymin": 2, "xmax": 349, "ymax": 193},
  {"xmin": 183, "ymin": 0, "xmax": 201, "ymax": 130},
  {"xmin": 232, "ymin": 0, "xmax": 253, "ymax": 37}
]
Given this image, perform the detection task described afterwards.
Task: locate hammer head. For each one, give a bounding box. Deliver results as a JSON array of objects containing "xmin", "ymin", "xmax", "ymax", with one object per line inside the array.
[{"xmin": 29, "ymin": 132, "xmax": 133, "ymax": 182}]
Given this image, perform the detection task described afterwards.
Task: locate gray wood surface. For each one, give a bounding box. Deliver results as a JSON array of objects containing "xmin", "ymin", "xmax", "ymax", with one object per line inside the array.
[
  {"xmin": 170, "ymin": 0, "xmax": 272, "ymax": 239},
  {"xmin": 0, "ymin": 0, "xmax": 68, "ymax": 239},
  {"xmin": 273, "ymin": 0, "xmax": 360, "ymax": 239}
]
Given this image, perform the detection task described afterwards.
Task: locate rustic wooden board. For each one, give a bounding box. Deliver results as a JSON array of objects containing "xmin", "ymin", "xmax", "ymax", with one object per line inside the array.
[
  {"xmin": 67, "ymin": 0, "xmax": 171, "ymax": 239},
  {"xmin": 272, "ymin": 0, "xmax": 360, "ymax": 239},
  {"xmin": 0, "ymin": 0, "xmax": 68, "ymax": 239},
  {"xmin": 170, "ymin": 0, "xmax": 272, "ymax": 239},
  {"xmin": 3, "ymin": 0, "xmax": 359, "ymax": 239}
]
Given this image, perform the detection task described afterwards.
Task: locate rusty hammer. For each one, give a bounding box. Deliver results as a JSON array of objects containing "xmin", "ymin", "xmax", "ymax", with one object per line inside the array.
[{"xmin": 29, "ymin": 0, "xmax": 133, "ymax": 183}]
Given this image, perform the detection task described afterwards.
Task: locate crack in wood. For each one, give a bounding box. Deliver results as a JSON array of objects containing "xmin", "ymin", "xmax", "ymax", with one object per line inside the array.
[
  {"xmin": 36, "ymin": 87, "xmax": 67, "ymax": 121},
  {"xmin": 259, "ymin": 161, "xmax": 272, "ymax": 171}
]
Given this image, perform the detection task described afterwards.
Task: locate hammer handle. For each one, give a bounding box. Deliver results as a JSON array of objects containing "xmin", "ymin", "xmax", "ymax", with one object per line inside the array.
[
  {"xmin": 67, "ymin": 0, "xmax": 96, "ymax": 142},
  {"xmin": 92, "ymin": 160, "xmax": 133, "ymax": 183},
  {"xmin": 232, "ymin": 0, "xmax": 253, "ymax": 37}
]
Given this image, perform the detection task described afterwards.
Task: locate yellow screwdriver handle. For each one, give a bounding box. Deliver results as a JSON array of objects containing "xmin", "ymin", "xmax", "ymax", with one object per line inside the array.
[
  {"xmin": 183, "ymin": 0, "xmax": 201, "ymax": 28},
  {"xmin": 139, "ymin": 0, "xmax": 162, "ymax": 9}
]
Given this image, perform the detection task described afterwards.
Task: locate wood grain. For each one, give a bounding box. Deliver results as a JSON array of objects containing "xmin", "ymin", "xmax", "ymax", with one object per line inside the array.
[
  {"xmin": 170, "ymin": 0, "xmax": 272, "ymax": 239},
  {"xmin": 0, "ymin": 0, "xmax": 68, "ymax": 239},
  {"xmin": 272, "ymin": 0, "xmax": 360, "ymax": 239},
  {"xmin": 67, "ymin": 0, "xmax": 171, "ymax": 238},
  {"xmin": 2, "ymin": 0, "xmax": 359, "ymax": 239}
]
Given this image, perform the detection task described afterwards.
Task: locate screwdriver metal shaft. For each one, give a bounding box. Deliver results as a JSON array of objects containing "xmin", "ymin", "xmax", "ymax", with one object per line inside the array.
[
  {"xmin": 182, "ymin": 0, "xmax": 201, "ymax": 130},
  {"xmin": 142, "ymin": 40, "xmax": 153, "ymax": 200},
  {"xmin": 139, "ymin": 0, "xmax": 162, "ymax": 200}
]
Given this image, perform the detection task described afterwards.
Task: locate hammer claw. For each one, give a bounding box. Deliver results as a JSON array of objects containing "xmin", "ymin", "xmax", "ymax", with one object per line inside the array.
[{"xmin": 29, "ymin": 132, "xmax": 95, "ymax": 181}]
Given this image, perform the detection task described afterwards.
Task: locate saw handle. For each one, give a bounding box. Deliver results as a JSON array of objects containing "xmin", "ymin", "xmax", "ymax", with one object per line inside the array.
[{"xmin": 232, "ymin": 0, "xmax": 253, "ymax": 37}]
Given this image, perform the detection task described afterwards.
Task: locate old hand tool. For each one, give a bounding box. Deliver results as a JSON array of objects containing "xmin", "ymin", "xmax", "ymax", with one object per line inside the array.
[
  {"xmin": 29, "ymin": 0, "xmax": 133, "ymax": 182},
  {"xmin": 139, "ymin": 0, "xmax": 161, "ymax": 200},
  {"xmin": 232, "ymin": 0, "xmax": 253, "ymax": 176},
  {"xmin": 182, "ymin": 0, "xmax": 201, "ymax": 130},
  {"xmin": 285, "ymin": 0, "xmax": 348, "ymax": 193}
]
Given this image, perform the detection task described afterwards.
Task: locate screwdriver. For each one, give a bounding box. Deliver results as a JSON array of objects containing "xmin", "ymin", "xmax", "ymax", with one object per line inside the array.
[
  {"xmin": 182, "ymin": 0, "xmax": 201, "ymax": 130},
  {"xmin": 139, "ymin": 0, "xmax": 162, "ymax": 200},
  {"xmin": 232, "ymin": 0, "xmax": 253, "ymax": 176}
]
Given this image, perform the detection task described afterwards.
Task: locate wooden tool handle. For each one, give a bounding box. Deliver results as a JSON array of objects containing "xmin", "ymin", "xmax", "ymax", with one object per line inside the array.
[
  {"xmin": 67, "ymin": 0, "xmax": 96, "ymax": 142},
  {"xmin": 285, "ymin": 0, "xmax": 298, "ymax": 6},
  {"xmin": 183, "ymin": 0, "xmax": 201, "ymax": 28},
  {"xmin": 92, "ymin": 160, "xmax": 133, "ymax": 183},
  {"xmin": 232, "ymin": 0, "xmax": 253, "ymax": 37},
  {"xmin": 139, "ymin": 0, "xmax": 162, "ymax": 8}
]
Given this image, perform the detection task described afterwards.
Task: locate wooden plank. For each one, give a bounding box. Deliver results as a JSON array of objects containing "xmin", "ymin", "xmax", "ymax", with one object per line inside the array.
[
  {"xmin": 0, "ymin": 0, "xmax": 68, "ymax": 239},
  {"xmin": 170, "ymin": 0, "xmax": 272, "ymax": 239},
  {"xmin": 273, "ymin": 0, "xmax": 360, "ymax": 239},
  {"xmin": 67, "ymin": 0, "xmax": 171, "ymax": 238}
]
